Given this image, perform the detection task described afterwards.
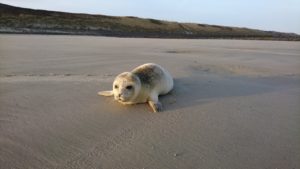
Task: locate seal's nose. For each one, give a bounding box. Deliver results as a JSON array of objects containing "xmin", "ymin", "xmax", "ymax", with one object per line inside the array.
[{"xmin": 118, "ymin": 93, "xmax": 121, "ymax": 97}]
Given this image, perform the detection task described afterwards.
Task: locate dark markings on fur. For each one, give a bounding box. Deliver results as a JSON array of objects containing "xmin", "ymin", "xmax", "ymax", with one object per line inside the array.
[
  {"xmin": 118, "ymin": 72, "xmax": 138, "ymax": 83},
  {"xmin": 133, "ymin": 65, "xmax": 163, "ymax": 88}
]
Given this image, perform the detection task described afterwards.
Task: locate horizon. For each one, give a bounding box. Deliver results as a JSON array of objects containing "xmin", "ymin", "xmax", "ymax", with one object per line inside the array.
[{"xmin": 1, "ymin": 0, "xmax": 300, "ymax": 34}]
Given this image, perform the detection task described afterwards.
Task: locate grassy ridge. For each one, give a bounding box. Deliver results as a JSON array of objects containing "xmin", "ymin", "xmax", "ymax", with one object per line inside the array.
[{"xmin": 1, "ymin": 3, "xmax": 299, "ymax": 40}]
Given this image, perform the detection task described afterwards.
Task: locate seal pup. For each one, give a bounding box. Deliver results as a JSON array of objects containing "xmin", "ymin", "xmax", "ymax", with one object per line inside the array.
[{"xmin": 98, "ymin": 63, "xmax": 173, "ymax": 112}]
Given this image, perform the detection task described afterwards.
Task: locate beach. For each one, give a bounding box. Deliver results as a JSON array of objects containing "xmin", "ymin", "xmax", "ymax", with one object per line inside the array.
[{"xmin": 0, "ymin": 35, "xmax": 299, "ymax": 169}]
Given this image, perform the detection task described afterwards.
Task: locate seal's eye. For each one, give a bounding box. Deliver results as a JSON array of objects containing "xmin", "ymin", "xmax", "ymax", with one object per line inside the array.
[
  {"xmin": 114, "ymin": 85, "xmax": 118, "ymax": 89},
  {"xmin": 126, "ymin": 85, "xmax": 133, "ymax": 90}
]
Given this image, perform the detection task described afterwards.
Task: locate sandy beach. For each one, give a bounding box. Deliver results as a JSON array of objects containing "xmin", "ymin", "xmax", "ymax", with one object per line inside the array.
[{"xmin": 0, "ymin": 35, "xmax": 299, "ymax": 169}]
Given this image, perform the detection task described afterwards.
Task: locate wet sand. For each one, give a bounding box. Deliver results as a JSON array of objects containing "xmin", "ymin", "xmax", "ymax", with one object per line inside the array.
[{"xmin": 0, "ymin": 35, "xmax": 300, "ymax": 169}]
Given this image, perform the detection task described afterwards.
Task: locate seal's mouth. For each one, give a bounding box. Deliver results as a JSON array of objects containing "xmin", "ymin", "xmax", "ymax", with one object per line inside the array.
[
  {"xmin": 117, "ymin": 98, "xmax": 130, "ymax": 104},
  {"xmin": 115, "ymin": 97, "xmax": 126, "ymax": 102}
]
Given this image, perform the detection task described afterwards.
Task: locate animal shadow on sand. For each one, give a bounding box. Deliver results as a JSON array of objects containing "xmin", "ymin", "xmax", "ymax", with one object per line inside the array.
[{"xmin": 159, "ymin": 74, "xmax": 299, "ymax": 112}]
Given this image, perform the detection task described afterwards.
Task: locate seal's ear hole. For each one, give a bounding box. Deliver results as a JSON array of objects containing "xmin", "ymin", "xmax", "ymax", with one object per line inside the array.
[
  {"xmin": 114, "ymin": 85, "xmax": 119, "ymax": 89},
  {"xmin": 126, "ymin": 85, "xmax": 133, "ymax": 90}
]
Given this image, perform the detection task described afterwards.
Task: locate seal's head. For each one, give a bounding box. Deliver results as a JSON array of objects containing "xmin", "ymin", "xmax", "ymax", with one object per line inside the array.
[
  {"xmin": 98, "ymin": 72, "xmax": 141, "ymax": 103},
  {"xmin": 111, "ymin": 72, "xmax": 141, "ymax": 103}
]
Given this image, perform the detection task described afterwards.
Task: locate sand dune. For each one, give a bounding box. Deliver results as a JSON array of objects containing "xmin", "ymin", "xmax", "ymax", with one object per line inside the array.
[{"xmin": 0, "ymin": 35, "xmax": 299, "ymax": 169}]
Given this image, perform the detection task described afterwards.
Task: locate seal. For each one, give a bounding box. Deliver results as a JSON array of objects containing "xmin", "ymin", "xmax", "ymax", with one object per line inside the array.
[{"xmin": 98, "ymin": 63, "xmax": 173, "ymax": 112}]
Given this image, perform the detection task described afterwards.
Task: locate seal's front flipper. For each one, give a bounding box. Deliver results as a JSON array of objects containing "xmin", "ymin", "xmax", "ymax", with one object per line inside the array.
[
  {"xmin": 98, "ymin": 91, "xmax": 114, "ymax": 97},
  {"xmin": 148, "ymin": 100, "xmax": 163, "ymax": 112}
]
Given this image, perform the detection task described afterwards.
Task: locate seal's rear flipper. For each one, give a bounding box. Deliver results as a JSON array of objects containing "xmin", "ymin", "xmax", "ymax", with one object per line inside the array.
[{"xmin": 98, "ymin": 91, "xmax": 114, "ymax": 97}]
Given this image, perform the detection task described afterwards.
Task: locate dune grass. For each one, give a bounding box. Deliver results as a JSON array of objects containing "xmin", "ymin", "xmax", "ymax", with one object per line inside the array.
[{"xmin": 0, "ymin": 3, "xmax": 299, "ymax": 40}]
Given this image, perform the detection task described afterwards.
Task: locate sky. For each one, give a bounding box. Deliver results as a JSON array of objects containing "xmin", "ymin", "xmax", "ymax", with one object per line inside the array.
[{"xmin": 1, "ymin": 0, "xmax": 300, "ymax": 34}]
